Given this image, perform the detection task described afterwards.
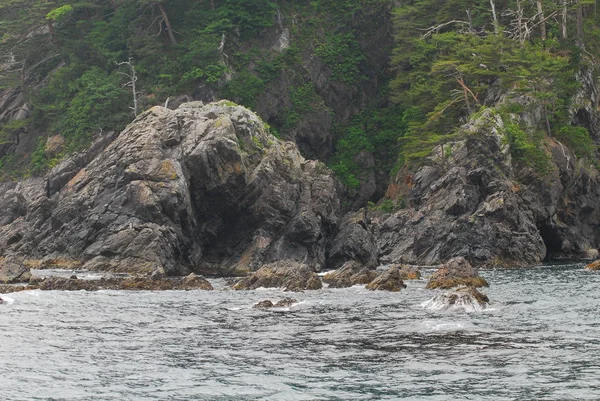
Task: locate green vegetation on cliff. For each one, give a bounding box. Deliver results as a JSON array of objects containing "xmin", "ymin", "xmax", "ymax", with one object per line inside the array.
[{"xmin": 0, "ymin": 0, "xmax": 598, "ymax": 192}]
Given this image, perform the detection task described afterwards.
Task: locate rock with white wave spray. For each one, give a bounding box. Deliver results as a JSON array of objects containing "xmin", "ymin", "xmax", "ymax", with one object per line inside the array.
[
  {"xmin": 322, "ymin": 260, "xmax": 377, "ymax": 288},
  {"xmin": 423, "ymin": 287, "xmax": 489, "ymax": 312},
  {"xmin": 425, "ymin": 257, "xmax": 490, "ymax": 310}
]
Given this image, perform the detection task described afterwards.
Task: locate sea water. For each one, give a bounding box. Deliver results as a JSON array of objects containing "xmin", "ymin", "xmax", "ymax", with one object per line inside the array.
[{"xmin": 2, "ymin": 263, "xmax": 600, "ymax": 400}]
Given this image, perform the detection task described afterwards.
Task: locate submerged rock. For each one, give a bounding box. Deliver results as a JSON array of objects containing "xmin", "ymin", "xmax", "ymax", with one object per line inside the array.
[
  {"xmin": 253, "ymin": 297, "xmax": 298, "ymax": 309},
  {"xmin": 365, "ymin": 265, "xmax": 406, "ymax": 292},
  {"xmin": 232, "ymin": 260, "xmax": 322, "ymax": 292},
  {"xmin": 322, "ymin": 261, "xmax": 377, "ymax": 288},
  {"xmin": 253, "ymin": 300, "xmax": 274, "ymax": 309},
  {"xmin": 0, "ymin": 259, "xmax": 31, "ymax": 284},
  {"xmin": 586, "ymin": 260, "xmax": 600, "ymax": 270},
  {"xmin": 426, "ymin": 257, "xmax": 488, "ymax": 289}
]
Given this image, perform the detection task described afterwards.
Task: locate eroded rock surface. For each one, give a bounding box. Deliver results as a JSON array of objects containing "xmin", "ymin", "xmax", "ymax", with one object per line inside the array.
[
  {"xmin": 377, "ymin": 108, "xmax": 600, "ymax": 267},
  {"xmin": 0, "ymin": 101, "xmax": 340, "ymax": 275},
  {"xmin": 328, "ymin": 210, "xmax": 378, "ymax": 269}
]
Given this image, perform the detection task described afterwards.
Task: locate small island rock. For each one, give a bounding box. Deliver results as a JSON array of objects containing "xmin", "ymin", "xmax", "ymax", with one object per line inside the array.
[
  {"xmin": 253, "ymin": 298, "xmax": 298, "ymax": 309},
  {"xmin": 426, "ymin": 257, "xmax": 488, "ymax": 289},
  {"xmin": 323, "ymin": 261, "xmax": 377, "ymax": 288},
  {"xmin": 365, "ymin": 265, "xmax": 407, "ymax": 292}
]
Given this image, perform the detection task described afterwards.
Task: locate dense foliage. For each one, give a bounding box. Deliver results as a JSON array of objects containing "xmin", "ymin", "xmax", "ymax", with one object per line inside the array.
[
  {"xmin": 0, "ymin": 0, "xmax": 598, "ymax": 187},
  {"xmin": 391, "ymin": 0, "xmax": 599, "ymax": 169}
]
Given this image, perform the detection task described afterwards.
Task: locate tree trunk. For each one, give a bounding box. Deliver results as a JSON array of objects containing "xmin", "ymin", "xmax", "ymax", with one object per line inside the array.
[
  {"xmin": 536, "ymin": 0, "xmax": 546, "ymax": 40},
  {"xmin": 157, "ymin": 2, "xmax": 177, "ymax": 45},
  {"xmin": 47, "ymin": 20, "xmax": 57, "ymax": 44},
  {"xmin": 490, "ymin": 0, "xmax": 499, "ymax": 35},
  {"xmin": 577, "ymin": 4, "xmax": 584, "ymax": 46},
  {"xmin": 517, "ymin": 0, "xmax": 524, "ymax": 44},
  {"xmin": 561, "ymin": 0, "xmax": 568, "ymax": 40}
]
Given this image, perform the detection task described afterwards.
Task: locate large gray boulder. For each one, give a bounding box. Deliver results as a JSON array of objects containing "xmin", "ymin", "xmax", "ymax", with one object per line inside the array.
[{"xmin": 0, "ymin": 101, "xmax": 340, "ymax": 275}]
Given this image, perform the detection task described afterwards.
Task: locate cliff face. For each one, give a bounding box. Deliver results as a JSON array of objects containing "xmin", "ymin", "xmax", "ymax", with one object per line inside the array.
[
  {"xmin": 1, "ymin": 101, "xmax": 599, "ymax": 274},
  {"xmin": 0, "ymin": 101, "xmax": 340, "ymax": 275},
  {"xmin": 370, "ymin": 109, "xmax": 600, "ymax": 267}
]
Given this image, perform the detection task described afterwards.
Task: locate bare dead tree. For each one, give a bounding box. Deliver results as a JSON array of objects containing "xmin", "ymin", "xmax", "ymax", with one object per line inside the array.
[
  {"xmin": 420, "ymin": 20, "xmax": 470, "ymax": 39},
  {"xmin": 503, "ymin": 7, "xmax": 557, "ymax": 45},
  {"xmin": 116, "ymin": 58, "xmax": 139, "ymax": 117},
  {"xmin": 536, "ymin": 0, "xmax": 546, "ymax": 40},
  {"xmin": 490, "ymin": 0, "xmax": 499, "ymax": 35}
]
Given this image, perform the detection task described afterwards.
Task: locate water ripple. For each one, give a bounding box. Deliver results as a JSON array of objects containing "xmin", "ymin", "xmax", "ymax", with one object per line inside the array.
[{"xmin": 2, "ymin": 264, "xmax": 600, "ymax": 400}]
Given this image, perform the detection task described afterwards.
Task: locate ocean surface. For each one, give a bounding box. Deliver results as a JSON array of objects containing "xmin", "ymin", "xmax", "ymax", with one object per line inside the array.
[{"xmin": 2, "ymin": 263, "xmax": 600, "ymax": 400}]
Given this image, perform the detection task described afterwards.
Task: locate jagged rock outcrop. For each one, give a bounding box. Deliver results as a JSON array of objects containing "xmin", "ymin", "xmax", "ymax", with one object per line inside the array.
[
  {"xmin": 365, "ymin": 265, "xmax": 406, "ymax": 292},
  {"xmin": 232, "ymin": 260, "xmax": 322, "ymax": 291},
  {"xmin": 0, "ymin": 101, "xmax": 340, "ymax": 275},
  {"xmin": 328, "ymin": 210, "xmax": 378, "ymax": 269},
  {"xmin": 322, "ymin": 260, "xmax": 377, "ymax": 288},
  {"xmin": 426, "ymin": 257, "xmax": 489, "ymax": 289},
  {"xmin": 377, "ymin": 109, "xmax": 600, "ymax": 267}
]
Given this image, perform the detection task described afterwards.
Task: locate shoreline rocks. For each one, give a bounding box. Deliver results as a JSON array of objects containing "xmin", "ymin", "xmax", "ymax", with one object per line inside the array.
[
  {"xmin": 322, "ymin": 261, "xmax": 377, "ymax": 288},
  {"xmin": 0, "ymin": 101, "xmax": 340, "ymax": 276},
  {"xmin": 1, "ymin": 273, "xmax": 214, "ymax": 293},
  {"xmin": 232, "ymin": 260, "xmax": 322, "ymax": 292},
  {"xmin": 0, "ymin": 259, "xmax": 31, "ymax": 284}
]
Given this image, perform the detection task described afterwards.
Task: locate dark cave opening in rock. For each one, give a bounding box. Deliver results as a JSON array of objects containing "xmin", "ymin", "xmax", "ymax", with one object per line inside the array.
[{"xmin": 538, "ymin": 220, "xmax": 563, "ymax": 260}]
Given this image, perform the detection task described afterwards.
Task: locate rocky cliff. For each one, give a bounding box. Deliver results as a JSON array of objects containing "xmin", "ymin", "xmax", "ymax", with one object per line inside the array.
[
  {"xmin": 0, "ymin": 101, "xmax": 340, "ymax": 275},
  {"xmin": 0, "ymin": 100, "xmax": 599, "ymax": 274},
  {"xmin": 369, "ymin": 108, "xmax": 600, "ymax": 267}
]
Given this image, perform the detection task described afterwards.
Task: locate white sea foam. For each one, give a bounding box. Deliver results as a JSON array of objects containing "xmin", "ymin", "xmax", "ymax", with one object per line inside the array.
[
  {"xmin": 422, "ymin": 293, "xmax": 486, "ymax": 313},
  {"xmin": 0, "ymin": 295, "xmax": 15, "ymax": 304}
]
